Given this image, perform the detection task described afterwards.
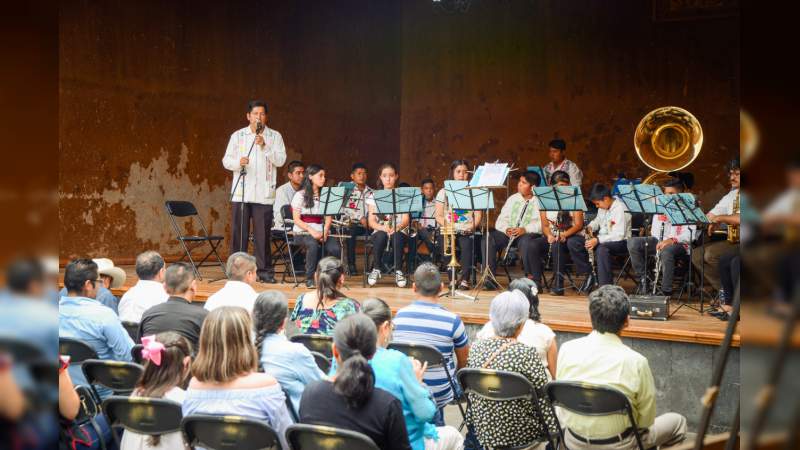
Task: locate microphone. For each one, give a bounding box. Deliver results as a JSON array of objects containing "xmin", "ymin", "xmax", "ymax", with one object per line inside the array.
[{"xmin": 256, "ymin": 121, "xmax": 265, "ymax": 135}]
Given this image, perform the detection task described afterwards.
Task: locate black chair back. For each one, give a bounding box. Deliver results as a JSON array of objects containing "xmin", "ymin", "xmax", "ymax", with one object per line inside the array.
[
  {"xmin": 309, "ymin": 351, "xmax": 331, "ymax": 374},
  {"xmin": 59, "ymin": 337, "xmax": 99, "ymax": 363},
  {"xmin": 182, "ymin": 414, "xmax": 282, "ymax": 450},
  {"xmin": 165, "ymin": 200, "xmax": 198, "ymax": 217},
  {"xmin": 286, "ymin": 423, "xmax": 379, "ymax": 450},
  {"xmin": 121, "ymin": 321, "xmax": 140, "ymax": 343},
  {"xmin": 103, "ymin": 396, "xmax": 182, "ymax": 435},
  {"xmin": 0, "ymin": 336, "xmax": 45, "ymax": 364},
  {"xmin": 81, "ymin": 360, "xmax": 144, "ymax": 395},
  {"xmin": 131, "ymin": 344, "xmax": 144, "ymax": 364},
  {"xmin": 388, "ymin": 342, "xmax": 444, "ymax": 367},
  {"xmin": 545, "ymin": 380, "xmax": 645, "ymax": 450},
  {"xmin": 290, "ymin": 334, "xmax": 333, "ymax": 358},
  {"xmin": 280, "ymin": 204, "xmax": 294, "ymax": 229}
]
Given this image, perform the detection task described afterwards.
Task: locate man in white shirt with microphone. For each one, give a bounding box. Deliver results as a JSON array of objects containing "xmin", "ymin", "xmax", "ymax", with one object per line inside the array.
[{"xmin": 222, "ymin": 99, "xmax": 287, "ymax": 283}]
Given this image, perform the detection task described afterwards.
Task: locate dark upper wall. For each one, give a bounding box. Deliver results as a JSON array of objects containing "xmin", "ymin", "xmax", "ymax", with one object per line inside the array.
[
  {"xmin": 60, "ymin": 0, "xmax": 738, "ymax": 260},
  {"xmin": 398, "ymin": 0, "xmax": 739, "ymax": 205},
  {"xmin": 59, "ymin": 0, "xmax": 401, "ymax": 260}
]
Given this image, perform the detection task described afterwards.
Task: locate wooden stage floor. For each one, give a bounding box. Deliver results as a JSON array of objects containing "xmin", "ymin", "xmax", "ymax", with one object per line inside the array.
[{"xmin": 108, "ymin": 265, "xmax": 737, "ymax": 347}]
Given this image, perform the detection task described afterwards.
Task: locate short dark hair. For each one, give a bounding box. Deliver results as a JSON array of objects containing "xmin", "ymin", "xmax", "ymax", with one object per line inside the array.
[
  {"xmin": 420, "ymin": 178, "xmax": 434, "ymax": 187},
  {"xmin": 6, "ymin": 258, "xmax": 44, "ymax": 295},
  {"xmin": 64, "ymin": 258, "xmax": 98, "ymax": 294},
  {"xmin": 247, "ymin": 99, "xmax": 268, "ymax": 113},
  {"xmin": 413, "ymin": 262, "xmax": 442, "ymax": 297},
  {"xmin": 135, "ymin": 251, "xmax": 164, "ymax": 280},
  {"xmin": 589, "ymin": 183, "xmax": 612, "ymax": 202},
  {"xmin": 164, "ymin": 262, "xmax": 195, "ymax": 295},
  {"xmin": 287, "ymin": 160, "xmax": 304, "ymax": 173},
  {"xmin": 520, "ymin": 170, "xmax": 541, "ymax": 187},
  {"xmin": 550, "ymin": 170, "xmax": 571, "ymax": 185},
  {"xmin": 352, "ymin": 162, "xmax": 368, "ymax": 173},
  {"xmin": 663, "ymin": 176, "xmax": 686, "ymax": 192},
  {"xmin": 728, "ymin": 157, "xmax": 740, "ymax": 172},
  {"xmin": 588, "ymin": 285, "xmax": 630, "ymax": 334},
  {"xmin": 398, "ymin": 182, "xmax": 411, "ymax": 188},
  {"xmin": 549, "ymin": 139, "xmax": 566, "ymax": 151}
]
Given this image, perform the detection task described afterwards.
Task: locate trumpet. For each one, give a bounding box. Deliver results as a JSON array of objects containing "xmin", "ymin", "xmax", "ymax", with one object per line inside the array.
[
  {"xmin": 442, "ymin": 205, "xmax": 460, "ymax": 270},
  {"xmin": 502, "ymin": 199, "xmax": 530, "ymax": 261}
]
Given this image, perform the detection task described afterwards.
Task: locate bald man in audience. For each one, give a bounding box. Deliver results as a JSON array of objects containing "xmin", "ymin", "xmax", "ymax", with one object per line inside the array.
[
  {"xmin": 118, "ymin": 251, "xmax": 169, "ymax": 323},
  {"xmin": 557, "ymin": 285, "xmax": 686, "ymax": 450},
  {"xmin": 204, "ymin": 252, "xmax": 259, "ymax": 314}
]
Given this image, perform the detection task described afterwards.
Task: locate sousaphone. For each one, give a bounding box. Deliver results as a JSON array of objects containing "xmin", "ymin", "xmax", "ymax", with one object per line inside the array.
[{"xmin": 635, "ymin": 106, "xmax": 703, "ymax": 183}]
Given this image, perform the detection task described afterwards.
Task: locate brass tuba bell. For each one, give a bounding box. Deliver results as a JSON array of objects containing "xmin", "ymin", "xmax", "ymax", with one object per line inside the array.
[{"xmin": 634, "ymin": 106, "xmax": 703, "ymax": 173}]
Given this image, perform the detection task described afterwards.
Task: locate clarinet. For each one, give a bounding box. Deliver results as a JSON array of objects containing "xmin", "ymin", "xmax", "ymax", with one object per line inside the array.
[
  {"xmin": 585, "ymin": 225, "xmax": 597, "ymax": 279},
  {"xmin": 501, "ymin": 198, "xmax": 530, "ymax": 261}
]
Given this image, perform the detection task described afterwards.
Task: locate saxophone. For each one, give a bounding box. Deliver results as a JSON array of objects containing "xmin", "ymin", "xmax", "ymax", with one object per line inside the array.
[{"xmin": 727, "ymin": 190, "xmax": 740, "ymax": 243}]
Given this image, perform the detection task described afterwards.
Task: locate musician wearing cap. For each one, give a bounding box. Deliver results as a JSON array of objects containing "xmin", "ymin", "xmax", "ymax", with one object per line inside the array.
[
  {"xmin": 223, "ymin": 99, "xmax": 287, "ymax": 284},
  {"xmin": 543, "ymin": 139, "xmax": 583, "ymax": 188},
  {"xmin": 482, "ymin": 170, "xmax": 543, "ymax": 287},
  {"xmin": 691, "ymin": 158, "xmax": 740, "ymax": 295},
  {"xmin": 627, "ymin": 176, "xmax": 695, "ymax": 298}
]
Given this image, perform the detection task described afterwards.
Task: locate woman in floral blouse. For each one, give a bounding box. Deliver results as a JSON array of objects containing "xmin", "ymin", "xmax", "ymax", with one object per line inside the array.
[
  {"xmin": 466, "ymin": 291, "xmax": 557, "ymax": 449},
  {"xmin": 290, "ymin": 257, "xmax": 360, "ymax": 335}
]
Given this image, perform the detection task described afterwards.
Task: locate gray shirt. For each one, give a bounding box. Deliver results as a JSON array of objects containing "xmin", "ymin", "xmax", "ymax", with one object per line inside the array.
[{"xmin": 273, "ymin": 181, "xmax": 301, "ymax": 227}]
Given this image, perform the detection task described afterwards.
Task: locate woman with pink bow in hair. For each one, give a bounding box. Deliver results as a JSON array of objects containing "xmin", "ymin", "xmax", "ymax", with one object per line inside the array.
[{"xmin": 121, "ymin": 332, "xmax": 192, "ymax": 450}]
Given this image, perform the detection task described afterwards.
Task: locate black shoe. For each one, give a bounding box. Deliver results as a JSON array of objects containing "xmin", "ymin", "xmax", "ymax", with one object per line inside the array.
[
  {"xmin": 660, "ymin": 290, "xmax": 672, "ymax": 299},
  {"xmin": 579, "ymin": 275, "xmax": 597, "ymax": 294},
  {"xmin": 258, "ymin": 274, "xmax": 277, "ymax": 284},
  {"xmin": 347, "ymin": 264, "xmax": 357, "ymax": 276},
  {"xmin": 709, "ymin": 309, "xmax": 727, "ymax": 318},
  {"xmin": 550, "ymin": 288, "xmax": 565, "ymax": 296},
  {"xmin": 483, "ymin": 281, "xmax": 498, "ymax": 291},
  {"xmin": 305, "ymin": 279, "xmax": 315, "ymax": 289},
  {"xmin": 716, "ymin": 311, "xmax": 730, "ymax": 321}
]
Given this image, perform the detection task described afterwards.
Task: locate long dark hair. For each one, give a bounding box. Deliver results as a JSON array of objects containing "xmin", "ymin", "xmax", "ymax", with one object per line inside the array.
[
  {"xmin": 303, "ymin": 164, "xmax": 324, "ymax": 209},
  {"xmin": 508, "ymin": 278, "xmax": 541, "ymax": 322},
  {"xmin": 333, "ymin": 314, "xmax": 377, "ymax": 409},
  {"xmin": 252, "ymin": 291, "xmax": 289, "ymax": 357},
  {"xmin": 361, "ymin": 298, "xmax": 392, "ymax": 329},
  {"xmin": 315, "ymin": 256, "xmax": 346, "ymax": 307},
  {"xmin": 135, "ymin": 332, "xmax": 191, "ymax": 446},
  {"xmin": 449, "ymin": 159, "xmax": 470, "ymax": 179},
  {"xmin": 375, "ymin": 162, "xmax": 398, "ymax": 189}
]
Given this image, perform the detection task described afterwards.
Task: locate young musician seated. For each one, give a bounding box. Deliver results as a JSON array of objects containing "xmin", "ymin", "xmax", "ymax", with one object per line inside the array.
[
  {"xmin": 435, "ymin": 160, "xmax": 483, "ymax": 290},
  {"xmin": 483, "ymin": 170, "xmax": 543, "ymax": 288},
  {"xmin": 342, "ymin": 162, "xmax": 372, "ymax": 275},
  {"xmin": 543, "ymin": 139, "xmax": 583, "ymax": 187},
  {"xmin": 291, "ymin": 164, "xmax": 341, "ymax": 289},
  {"xmin": 414, "ymin": 178, "xmax": 439, "ymax": 257},
  {"xmin": 532, "ymin": 171, "xmax": 593, "ymax": 295},
  {"xmin": 627, "ymin": 176, "xmax": 695, "ymax": 297},
  {"xmin": 273, "ymin": 160, "xmax": 305, "ymax": 228},
  {"xmin": 586, "ymin": 183, "xmax": 632, "ymax": 287},
  {"xmin": 366, "ymin": 163, "xmax": 411, "ymax": 288}
]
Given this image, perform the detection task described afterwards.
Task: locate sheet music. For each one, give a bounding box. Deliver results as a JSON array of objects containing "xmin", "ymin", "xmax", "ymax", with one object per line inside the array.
[{"xmin": 469, "ymin": 163, "xmax": 509, "ymax": 187}]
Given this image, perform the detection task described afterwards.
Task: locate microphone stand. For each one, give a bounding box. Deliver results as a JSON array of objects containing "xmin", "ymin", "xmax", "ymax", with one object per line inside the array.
[{"xmin": 230, "ymin": 124, "xmax": 263, "ymax": 256}]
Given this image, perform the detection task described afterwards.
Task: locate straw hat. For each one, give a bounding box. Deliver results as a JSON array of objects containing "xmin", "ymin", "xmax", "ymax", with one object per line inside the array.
[{"xmin": 93, "ymin": 258, "xmax": 126, "ymax": 289}]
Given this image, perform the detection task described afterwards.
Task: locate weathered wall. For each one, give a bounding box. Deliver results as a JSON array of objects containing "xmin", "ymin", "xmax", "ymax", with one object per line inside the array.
[
  {"xmin": 59, "ymin": 0, "xmax": 401, "ymax": 261},
  {"xmin": 398, "ymin": 0, "xmax": 739, "ymax": 206},
  {"xmin": 60, "ymin": 0, "xmax": 738, "ymax": 261}
]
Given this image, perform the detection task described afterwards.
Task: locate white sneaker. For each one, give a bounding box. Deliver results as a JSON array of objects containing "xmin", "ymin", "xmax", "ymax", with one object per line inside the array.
[
  {"xmin": 395, "ymin": 271, "xmax": 407, "ymax": 288},
  {"xmin": 368, "ymin": 269, "xmax": 381, "ymax": 286}
]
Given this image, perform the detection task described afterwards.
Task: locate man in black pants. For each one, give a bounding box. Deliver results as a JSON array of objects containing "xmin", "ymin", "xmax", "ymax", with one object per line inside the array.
[
  {"xmin": 585, "ymin": 184, "xmax": 632, "ymax": 286},
  {"xmin": 222, "ymin": 99, "xmax": 287, "ymax": 283}
]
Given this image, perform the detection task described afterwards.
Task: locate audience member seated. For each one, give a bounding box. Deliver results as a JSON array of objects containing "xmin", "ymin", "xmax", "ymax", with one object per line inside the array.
[
  {"xmin": 118, "ymin": 251, "xmax": 168, "ymax": 323},
  {"xmin": 290, "ymin": 257, "xmax": 360, "ymax": 336},
  {"xmin": 183, "ymin": 307, "xmax": 293, "ymax": 449},
  {"xmin": 253, "ymin": 291, "xmax": 325, "ymax": 413},
  {"xmin": 362, "ymin": 298, "xmax": 463, "ymax": 450},
  {"xmin": 139, "ymin": 263, "xmax": 208, "ymax": 352},
  {"xmin": 476, "ymin": 278, "xmax": 557, "ymax": 379},
  {"xmin": 59, "ymin": 257, "xmax": 125, "ymax": 315},
  {"xmin": 299, "ymin": 314, "xmax": 411, "ymax": 450},
  {"xmin": 392, "ymin": 263, "xmax": 470, "ymax": 424},
  {"xmin": 557, "ymin": 285, "xmax": 687, "ymax": 449},
  {"xmin": 204, "ymin": 252, "xmax": 259, "ymax": 314},
  {"xmin": 59, "ymin": 258, "xmax": 134, "ymax": 398},
  {"xmin": 466, "ymin": 290, "xmax": 556, "ymax": 449},
  {"xmin": 121, "ymin": 332, "xmax": 192, "ymax": 450}
]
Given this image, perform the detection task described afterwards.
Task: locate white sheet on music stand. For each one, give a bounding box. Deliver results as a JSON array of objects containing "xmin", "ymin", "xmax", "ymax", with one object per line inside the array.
[{"xmin": 470, "ymin": 163, "xmax": 509, "ymax": 187}]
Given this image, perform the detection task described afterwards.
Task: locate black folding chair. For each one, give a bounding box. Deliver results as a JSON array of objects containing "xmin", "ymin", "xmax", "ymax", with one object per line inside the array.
[
  {"xmin": 130, "ymin": 344, "xmax": 144, "ymax": 364},
  {"xmin": 0, "ymin": 336, "xmax": 45, "ymax": 364},
  {"xmin": 290, "ymin": 334, "xmax": 333, "ymax": 359},
  {"xmin": 103, "ymin": 396, "xmax": 183, "ymax": 444},
  {"xmin": 310, "ymin": 351, "xmax": 331, "ymax": 374},
  {"xmin": 275, "ymin": 204, "xmax": 304, "ymax": 285},
  {"xmin": 282, "ymin": 387, "xmax": 300, "ymax": 423},
  {"xmin": 458, "ymin": 368, "xmax": 559, "ymax": 449},
  {"xmin": 59, "ymin": 337, "xmax": 99, "ymax": 363},
  {"xmin": 545, "ymin": 380, "xmax": 648, "ymax": 450},
  {"xmin": 164, "ymin": 200, "xmax": 226, "ymax": 280},
  {"xmin": 286, "ymin": 423, "xmax": 379, "ymax": 450},
  {"xmin": 388, "ymin": 342, "xmax": 468, "ymax": 427},
  {"xmin": 121, "ymin": 321, "xmax": 140, "ymax": 344},
  {"xmin": 81, "ymin": 359, "xmax": 144, "ymax": 404},
  {"xmin": 182, "ymin": 414, "xmax": 283, "ymax": 450}
]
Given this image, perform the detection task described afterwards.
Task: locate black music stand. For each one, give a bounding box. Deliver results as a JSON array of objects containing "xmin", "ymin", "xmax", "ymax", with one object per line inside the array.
[
  {"xmin": 371, "ymin": 187, "xmax": 424, "ymax": 276},
  {"xmin": 617, "ymin": 184, "xmax": 663, "ymax": 292},
  {"xmin": 533, "ymin": 185, "xmax": 588, "ymax": 294},
  {"xmin": 658, "ymin": 193, "xmax": 710, "ymax": 316}
]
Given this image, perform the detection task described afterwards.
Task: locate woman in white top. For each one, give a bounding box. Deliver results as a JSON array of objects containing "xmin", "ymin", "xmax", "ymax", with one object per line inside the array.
[
  {"xmin": 476, "ymin": 278, "xmax": 557, "ymax": 380},
  {"xmin": 366, "ymin": 163, "xmax": 412, "ymax": 288},
  {"xmin": 120, "ymin": 332, "xmax": 191, "ymax": 450},
  {"xmin": 292, "ymin": 164, "xmax": 341, "ymax": 289}
]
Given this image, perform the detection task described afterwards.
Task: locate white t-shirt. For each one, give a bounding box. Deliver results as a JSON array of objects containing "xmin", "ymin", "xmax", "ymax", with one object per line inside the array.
[
  {"xmin": 476, "ymin": 319, "xmax": 556, "ymax": 379},
  {"xmin": 120, "ymin": 387, "xmax": 188, "ymax": 450},
  {"xmin": 291, "ymin": 191, "xmax": 323, "ymax": 233},
  {"xmin": 203, "ymin": 281, "xmax": 258, "ymax": 315},
  {"xmin": 118, "ymin": 280, "xmax": 169, "ymax": 323},
  {"xmin": 365, "ymin": 190, "xmax": 408, "ymax": 232}
]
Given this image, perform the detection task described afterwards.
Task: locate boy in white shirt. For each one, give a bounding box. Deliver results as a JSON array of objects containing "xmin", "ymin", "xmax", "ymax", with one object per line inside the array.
[
  {"xmin": 342, "ymin": 162, "xmax": 372, "ymax": 275},
  {"xmin": 586, "ymin": 183, "xmax": 632, "ymax": 286}
]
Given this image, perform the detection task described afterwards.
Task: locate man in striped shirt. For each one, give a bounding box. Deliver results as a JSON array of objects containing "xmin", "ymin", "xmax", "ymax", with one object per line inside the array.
[{"xmin": 392, "ymin": 262, "xmax": 470, "ymax": 423}]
